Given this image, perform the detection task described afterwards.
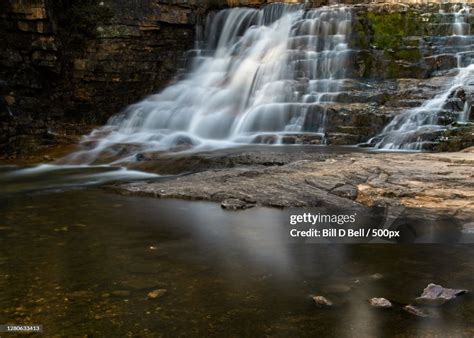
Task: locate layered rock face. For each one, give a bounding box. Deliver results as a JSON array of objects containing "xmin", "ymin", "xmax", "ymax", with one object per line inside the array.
[
  {"xmin": 1, "ymin": 0, "xmax": 473, "ymax": 155},
  {"xmin": 0, "ymin": 0, "xmax": 196, "ymax": 155}
]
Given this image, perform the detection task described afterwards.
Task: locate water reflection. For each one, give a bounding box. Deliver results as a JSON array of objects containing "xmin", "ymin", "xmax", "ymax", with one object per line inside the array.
[{"xmin": 0, "ymin": 173, "xmax": 473, "ymax": 335}]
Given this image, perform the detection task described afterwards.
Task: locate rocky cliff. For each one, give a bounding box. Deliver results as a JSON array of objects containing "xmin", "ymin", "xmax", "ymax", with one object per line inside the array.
[
  {"xmin": 0, "ymin": 0, "xmax": 197, "ymax": 155},
  {"xmin": 1, "ymin": 0, "xmax": 473, "ymax": 156}
]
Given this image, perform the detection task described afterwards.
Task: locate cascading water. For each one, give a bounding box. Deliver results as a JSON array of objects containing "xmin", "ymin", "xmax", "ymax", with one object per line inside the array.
[
  {"xmin": 69, "ymin": 4, "xmax": 353, "ymax": 163},
  {"xmin": 373, "ymin": 3, "xmax": 473, "ymax": 151}
]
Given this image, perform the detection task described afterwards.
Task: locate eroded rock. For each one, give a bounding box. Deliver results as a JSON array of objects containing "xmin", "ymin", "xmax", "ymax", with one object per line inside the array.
[
  {"xmin": 415, "ymin": 283, "xmax": 467, "ymax": 306},
  {"xmin": 112, "ymin": 150, "xmax": 474, "ymax": 218},
  {"xmin": 404, "ymin": 304, "xmax": 429, "ymax": 317},
  {"xmin": 369, "ymin": 297, "xmax": 392, "ymax": 308},
  {"xmin": 312, "ymin": 296, "xmax": 333, "ymax": 307},
  {"xmin": 147, "ymin": 289, "xmax": 167, "ymax": 300},
  {"xmin": 221, "ymin": 198, "xmax": 255, "ymax": 210}
]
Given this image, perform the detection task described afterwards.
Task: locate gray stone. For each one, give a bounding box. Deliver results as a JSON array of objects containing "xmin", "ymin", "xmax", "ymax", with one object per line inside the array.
[
  {"xmin": 369, "ymin": 297, "xmax": 392, "ymax": 308},
  {"xmin": 313, "ymin": 296, "xmax": 333, "ymax": 307},
  {"xmin": 221, "ymin": 199, "xmax": 255, "ymax": 210},
  {"xmin": 404, "ymin": 304, "xmax": 429, "ymax": 317},
  {"xmin": 331, "ymin": 184, "xmax": 358, "ymax": 200},
  {"xmin": 415, "ymin": 283, "xmax": 467, "ymax": 306}
]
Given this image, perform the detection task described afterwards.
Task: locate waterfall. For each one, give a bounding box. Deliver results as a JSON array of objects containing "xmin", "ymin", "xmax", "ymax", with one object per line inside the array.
[
  {"xmin": 373, "ymin": 3, "xmax": 473, "ymax": 151},
  {"xmin": 69, "ymin": 4, "xmax": 353, "ymax": 163}
]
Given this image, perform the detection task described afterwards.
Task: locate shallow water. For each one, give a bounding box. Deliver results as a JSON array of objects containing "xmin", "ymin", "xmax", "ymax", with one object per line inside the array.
[{"xmin": 0, "ymin": 165, "xmax": 473, "ymax": 336}]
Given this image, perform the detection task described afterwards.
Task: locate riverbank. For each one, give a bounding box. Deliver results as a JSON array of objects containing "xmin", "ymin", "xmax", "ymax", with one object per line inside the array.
[{"xmin": 108, "ymin": 147, "xmax": 474, "ymax": 220}]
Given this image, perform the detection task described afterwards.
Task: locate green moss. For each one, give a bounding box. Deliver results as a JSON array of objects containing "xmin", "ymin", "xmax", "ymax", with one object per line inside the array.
[
  {"xmin": 394, "ymin": 48, "xmax": 421, "ymax": 63},
  {"xmin": 367, "ymin": 11, "xmax": 422, "ymax": 51},
  {"xmin": 352, "ymin": 18, "xmax": 370, "ymax": 49},
  {"xmin": 435, "ymin": 124, "xmax": 474, "ymax": 152},
  {"xmin": 386, "ymin": 62, "xmax": 399, "ymax": 78}
]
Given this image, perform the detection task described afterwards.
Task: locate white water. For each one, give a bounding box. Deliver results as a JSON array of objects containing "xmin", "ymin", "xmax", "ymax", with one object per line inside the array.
[
  {"xmin": 68, "ymin": 4, "xmax": 353, "ymax": 163},
  {"xmin": 0, "ymin": 164, "xmax": 159, "ymax": 194},
  {"xmin": 373, "ymin": 3, "xmax": 473, "ymax": 150}
]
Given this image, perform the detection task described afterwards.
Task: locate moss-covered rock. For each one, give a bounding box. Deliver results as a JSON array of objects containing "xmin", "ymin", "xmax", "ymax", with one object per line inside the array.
[{"xmin": 435, "ymin": 124, "xmax": 474, "ymax": 152}]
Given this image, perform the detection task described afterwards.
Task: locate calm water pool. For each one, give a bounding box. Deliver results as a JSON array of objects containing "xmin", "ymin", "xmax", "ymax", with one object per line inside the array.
[{"xmin": 0, "ymin": 165, "xmax": 473, "ymax": 336}]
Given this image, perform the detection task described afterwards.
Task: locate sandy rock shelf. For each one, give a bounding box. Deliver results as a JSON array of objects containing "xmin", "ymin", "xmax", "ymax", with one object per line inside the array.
[{"xmin": 107, "ymin": 148, "xmax": 474, "ymax": 221}]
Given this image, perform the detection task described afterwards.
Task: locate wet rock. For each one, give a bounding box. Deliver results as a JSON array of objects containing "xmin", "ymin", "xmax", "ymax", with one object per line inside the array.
[
  {"xmin": 147, "ymin": 289, "xmax": 167, "ymax": 300},
  {"xmin": 462, "ymin": 222, "xmax": 474, "ymax": 234},
  {"xmin": 369, "ymin": 297, "xmax": 392, "ymax": 308},
  {"xmin": 330, "ymin": 184, "xmax": 357, "ymax": 200},
  {"xmin": 221, "ymin": 199, "xmax": 255, "ymax": 210},
  {"xmin": 424, "ymin": 54, "xmax": 457, "ymax": 73},
  {"xmin": 115, "ymin": 150, "xmax": 474, "ymax": 214},
  {"xmin": 111, "ymin": 290, "xmax": 131, "ymax": 297},
  {"xmin": 252, "ymin": 134, "xmax": 278, "ymax": 145},
  {"xmin": 435, "ymin": 124, "xmax": 474, "ymax": 152},
  {"xmin": 444, "ymin": 87, "xmax": 467, "ymax": 112},
  {"xmin": 312, "ymin": 295, "xmax": 333, "ymax": 307},
  {"xmin": 404, "ymin": 304, "xmax": 429, "ymax": 317},
  {"xmin": 415, "ymin": 283, "xmax": 468, "ymax": 306},
  {"xmin": 326, "ymin": 133, "xmax": 362, "ymax": 146}
]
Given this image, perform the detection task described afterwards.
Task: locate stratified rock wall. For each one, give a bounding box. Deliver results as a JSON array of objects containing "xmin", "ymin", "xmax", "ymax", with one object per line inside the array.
[
  {"xmin": 0, "ymin": 0, "xmax": 196, "ymax": 155},
  {"xmin": 1, "ymin": 0, "xmax": 472, "ymax": 155}
]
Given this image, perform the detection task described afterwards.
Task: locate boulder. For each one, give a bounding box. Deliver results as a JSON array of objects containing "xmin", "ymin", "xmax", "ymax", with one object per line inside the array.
[
  {"xmin": 312, "ymin": 296, "xmax": 333, "ymax": 307},
  {"xmin": 221, "ymin": 198, "xmax": 255, "ymax": 210},
  {"xmin": 147, "ymin": 289, "xmax": 167, "ymax": 300},
  {"xmin": 369, "ymin": 297, "xmax": 392, "ymax": 308},
  {"xmin": 415, "ymin": 283, "xmax": 467, "ymax": 306}
]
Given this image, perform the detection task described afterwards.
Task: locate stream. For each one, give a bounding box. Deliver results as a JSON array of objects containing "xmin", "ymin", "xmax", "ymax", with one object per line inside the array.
[{"xmin": 0, "ymin": 161, "xmax": 473, "ymax": 336}]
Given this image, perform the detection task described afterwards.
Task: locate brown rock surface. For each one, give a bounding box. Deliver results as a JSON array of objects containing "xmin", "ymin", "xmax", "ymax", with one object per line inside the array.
[{"xmin": 110, "ymin": 150, "xmax": 474, "ymax": 217}]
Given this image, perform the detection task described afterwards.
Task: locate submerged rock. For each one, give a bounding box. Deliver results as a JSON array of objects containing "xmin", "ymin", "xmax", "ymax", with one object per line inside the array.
[
  {"xmin": 111, "ymin": 290, "xmax": 131, "ymax": 297},
  {"xmin": 415, "ymin": 283, "xmax": 467, "ymax": 306},
  {"xmin": 369, "ymin": 297, "xmax": 392, "ymax": 308},
  {"xmin": 312, "ymin": 295, "xmax": 333, "ymax": 307},
  {"xmin": 147, "ymin": 289, "xmax": 167, "ymax": 300},
  {"xmin": 404, "ymin": 304, "xmax": 429, "ymax": 317}
]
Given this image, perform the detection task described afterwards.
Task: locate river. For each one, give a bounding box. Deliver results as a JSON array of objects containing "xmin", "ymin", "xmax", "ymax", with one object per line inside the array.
[{"xmin": 0, "ymin": 162, "xmax": 473, "ymax": 336}]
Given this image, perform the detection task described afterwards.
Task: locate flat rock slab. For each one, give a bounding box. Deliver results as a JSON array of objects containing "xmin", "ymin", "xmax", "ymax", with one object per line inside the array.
[
  {"xmin": 221, "ymin": 198, "xmax": 255, "ymax": 210},
  {"xmin": 415, "ymin": 283, "xmax": 468, "ymax": 306},
  {"xmin": 110, "ymin": 150, "xmax": 474, "ymax": 218}
]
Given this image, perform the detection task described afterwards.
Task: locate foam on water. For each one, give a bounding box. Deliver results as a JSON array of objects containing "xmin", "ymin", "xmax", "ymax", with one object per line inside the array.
[{"xmin": 0, "ymin": 164, "xmax": 159, "ymax": 194}]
